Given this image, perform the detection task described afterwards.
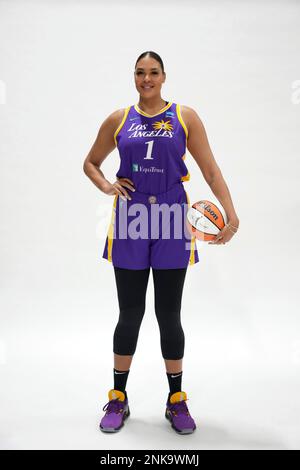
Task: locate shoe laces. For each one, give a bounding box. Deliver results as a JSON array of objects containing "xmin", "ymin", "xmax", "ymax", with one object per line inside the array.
[
  {"xmin": 169, "ymin": 399, "xmax": 190, "ymax": 416},
  {"xmin": 102, "ymin": 398, "xmax": 124, "ymax": 415}
]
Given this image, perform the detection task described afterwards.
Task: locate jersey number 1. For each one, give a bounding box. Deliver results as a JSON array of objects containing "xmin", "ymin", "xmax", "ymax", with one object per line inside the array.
[{"xmin": 144, "ymin": 140, "xmax": 154, "ymax": 160}]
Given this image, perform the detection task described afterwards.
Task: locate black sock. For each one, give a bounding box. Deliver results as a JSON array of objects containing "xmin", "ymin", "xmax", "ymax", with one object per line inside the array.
[
  {"xmin": 166, "ymin": 371, "xmax": 183, "ymax": 398},
  {"xmin": 113, "ymin": 368, "xmax": 130, "ymax": 394}
]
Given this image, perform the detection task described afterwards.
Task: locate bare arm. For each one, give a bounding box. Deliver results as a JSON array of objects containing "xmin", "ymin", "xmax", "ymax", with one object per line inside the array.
[
  {"xmin": 182, "ymin": 105, "xmax": 239, "ymax": 226},
  {"xmin": 83, "ymin": 109, "xmax": 135, "ymax": 199},
  {"xmin": 83, "ymin": 109, "xmax": 121, "ymax": 192}
]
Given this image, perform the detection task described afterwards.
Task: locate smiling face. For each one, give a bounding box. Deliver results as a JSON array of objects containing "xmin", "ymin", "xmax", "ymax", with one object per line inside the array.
[{"xmin": 134, "ymin": 56, "xmax": 166, "ymax": 97}]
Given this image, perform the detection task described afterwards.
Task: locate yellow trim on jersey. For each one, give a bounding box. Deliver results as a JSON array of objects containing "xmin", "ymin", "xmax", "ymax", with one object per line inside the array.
[
  {"xmin": 107, "ymin": 194, "xmax": 119, "ymax": 262},
  {"xmin": 176, "ymin": 104, "xmax": 188, "ymax": 141},
  {"xmin": 184, "ymin": 190, "xmax": 196, "ymax": 265},
  {"xmin": 181, "ymin": 155, "xmax": 190, "ymax": 181},
  {"xmin": 114, "ymin": 106, "xmax": 131, "ymax": 146},
  {"xmin": 181, "ymin": 171, "xmax": 190, "ymax": 182},
  {"xmin": 134, "ymin": 101, "xmax": 173, "ymax": 117}
]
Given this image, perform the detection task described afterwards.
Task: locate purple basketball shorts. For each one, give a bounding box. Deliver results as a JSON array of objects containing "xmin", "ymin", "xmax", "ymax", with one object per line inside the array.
[{"xmin": 102, "ymin": 182, "xmax": 199, "ymax": 269}]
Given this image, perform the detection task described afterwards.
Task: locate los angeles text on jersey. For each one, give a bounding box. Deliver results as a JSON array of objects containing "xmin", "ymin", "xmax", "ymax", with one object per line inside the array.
[
  {"xmin": 99, "ymin": 452, "xmax": 199, "ymax": 466},
  {"xmin": 127, "ymin": 121, "xmax": 174, "ymax": 138}
]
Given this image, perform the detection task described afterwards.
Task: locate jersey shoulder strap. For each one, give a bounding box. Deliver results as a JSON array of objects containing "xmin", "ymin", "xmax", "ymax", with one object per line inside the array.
[
  {"xmin": 175, "ymin": 104, "xmax": 188, "ymax": 142},
  {"xmin": 113, "ymin": 105, "xmax": 131, "ymax": 146}
]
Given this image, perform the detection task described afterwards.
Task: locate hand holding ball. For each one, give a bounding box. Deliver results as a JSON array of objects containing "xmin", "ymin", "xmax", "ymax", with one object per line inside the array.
[{"xmin": 186, "ymin": 200, "xmax": 227, "ymax": 243}]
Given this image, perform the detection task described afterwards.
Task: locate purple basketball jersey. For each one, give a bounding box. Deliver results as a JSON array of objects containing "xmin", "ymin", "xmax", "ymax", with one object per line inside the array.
[
  {"xmin": 101, "ymin": 101, "xmax": 200, "ymax": 269},
  {"xmin": 114, "ymin": 102, "xmax": 190, "ymax": 194}
]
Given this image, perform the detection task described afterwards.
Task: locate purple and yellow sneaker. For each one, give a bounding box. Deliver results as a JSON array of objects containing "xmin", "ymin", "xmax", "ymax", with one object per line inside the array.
[
  {"xmin": 99, "ymin": 389, "xmax": 130, "ymax": 433},
  {"xmin": 165, "ymin": 391, "xmax": 196, "ymax": 434}
]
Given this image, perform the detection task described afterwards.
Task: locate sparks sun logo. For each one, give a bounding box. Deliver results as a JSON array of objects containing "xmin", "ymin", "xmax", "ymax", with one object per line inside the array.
[{"xmin": 152, "ymin": 120, "xmax": 173, "ymax": 131}]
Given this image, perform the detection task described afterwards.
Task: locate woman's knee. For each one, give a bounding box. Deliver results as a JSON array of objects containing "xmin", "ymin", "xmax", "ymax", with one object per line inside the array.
[
  {"xmin": 113, "ymin": 303, "xmax": 146, "ymax": 355},
  {"xmin": 159, "ymin": 319, "xmax": 185, "ymax": 359}
]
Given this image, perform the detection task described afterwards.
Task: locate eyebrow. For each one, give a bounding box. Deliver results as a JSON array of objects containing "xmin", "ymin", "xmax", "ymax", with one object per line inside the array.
[{"xmin": 136, "ymin": 67, "xmax": 159, "ymax": 71}]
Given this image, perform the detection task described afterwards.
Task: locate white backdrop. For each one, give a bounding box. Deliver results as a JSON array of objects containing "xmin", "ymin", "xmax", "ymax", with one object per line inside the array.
[{"xmin": 1, "ymin": 0, "xmax": 300, "ymax": 450}]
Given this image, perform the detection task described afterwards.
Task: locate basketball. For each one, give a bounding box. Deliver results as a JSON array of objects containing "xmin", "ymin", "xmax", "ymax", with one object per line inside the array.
[{"xmin": 186, "ymin": 200, "xmax": 227, "ymax": 242}]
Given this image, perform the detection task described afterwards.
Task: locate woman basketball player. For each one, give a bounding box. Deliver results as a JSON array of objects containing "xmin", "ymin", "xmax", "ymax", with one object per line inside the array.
[{"xmin": 83, "ymin": 51, "xmax": 239, "ymax": 434}]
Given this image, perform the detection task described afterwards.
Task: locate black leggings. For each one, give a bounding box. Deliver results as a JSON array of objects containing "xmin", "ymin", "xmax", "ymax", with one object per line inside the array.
[{"xmin": 113, "ymin": 267, "xmax": 187, "ymax": 360}]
